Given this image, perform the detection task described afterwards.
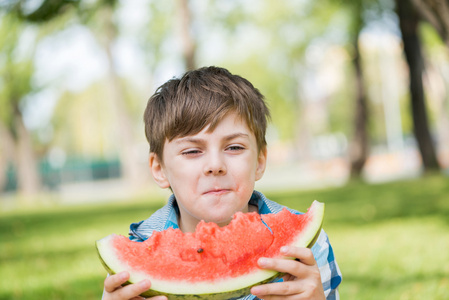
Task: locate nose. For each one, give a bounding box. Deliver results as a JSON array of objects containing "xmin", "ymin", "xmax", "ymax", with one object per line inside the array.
[{"xmin": 204, "ymin": 152, "xmax": 227, "ymax": 175}]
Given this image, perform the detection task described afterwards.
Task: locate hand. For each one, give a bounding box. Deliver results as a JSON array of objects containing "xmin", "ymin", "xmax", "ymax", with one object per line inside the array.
[
  {"xmin": 250, "ymin": 246, "xmax": 325, "ymax": 299},
  {"xmin": 103, "ymin": 271, "xmax": 167, "ymax": 300}
]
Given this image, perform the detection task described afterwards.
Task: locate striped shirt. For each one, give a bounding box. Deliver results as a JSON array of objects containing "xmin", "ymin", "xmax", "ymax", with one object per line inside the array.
[{"xmin": 127, "ymin": 190, "xmax": 342, "ymax": 299}]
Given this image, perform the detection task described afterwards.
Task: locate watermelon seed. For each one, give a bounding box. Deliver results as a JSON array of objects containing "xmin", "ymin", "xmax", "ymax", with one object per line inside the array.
[{"xmin": 197, "ymin": 248, "xmax": 204, "ymax": 253}]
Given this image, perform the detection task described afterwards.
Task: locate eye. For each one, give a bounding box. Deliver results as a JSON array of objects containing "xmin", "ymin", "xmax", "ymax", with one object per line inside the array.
[
  {"xmin": 181, "ymin": 149, "xmax": 202, "ymax": 156},
  {"xmin": 226, "ymin": 145, "xmax": 245, "ymax": 152}
]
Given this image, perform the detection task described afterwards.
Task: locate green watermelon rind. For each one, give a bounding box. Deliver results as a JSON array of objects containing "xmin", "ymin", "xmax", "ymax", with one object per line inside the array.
[
  {"xmin": 96, "ymin": 240, "xmax": 280, "ymax": 299},
  {"xmin": 98, "ymin": 248, "xmax": 279, "ymax": 299},
  {"xmin": 97, "ymin": 242, "xmax": 280, "ymax": 299},
  {"xmin": 96, "ymin": 200, "xmax": 324, "ymax": 300}
]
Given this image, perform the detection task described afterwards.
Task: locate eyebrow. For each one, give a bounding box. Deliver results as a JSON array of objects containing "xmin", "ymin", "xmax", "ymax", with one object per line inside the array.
[
  {"xmin": 175, "ymin": 133, "xmax": 250, "ymax": 145},
  {"xmin": 224, "ymin": 133, "xmax": 250, "ymax": 141}
]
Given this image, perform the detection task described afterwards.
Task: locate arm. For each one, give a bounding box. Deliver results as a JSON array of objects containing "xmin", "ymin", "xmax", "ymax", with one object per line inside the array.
[{"xmin": 102, "ymin": 272, "xmax": 167, "ymax": 300}]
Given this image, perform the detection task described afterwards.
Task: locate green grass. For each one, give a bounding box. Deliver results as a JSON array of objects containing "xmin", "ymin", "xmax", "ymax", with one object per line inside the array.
[{"xmin": 1, "ymin": 175, "xmax": 448, "ymax": 299}]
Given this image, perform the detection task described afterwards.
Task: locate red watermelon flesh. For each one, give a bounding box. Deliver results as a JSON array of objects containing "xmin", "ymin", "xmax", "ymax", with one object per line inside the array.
[{"xmin": 96, "ymin": 200, "xmax": 324, "ymax": 299}]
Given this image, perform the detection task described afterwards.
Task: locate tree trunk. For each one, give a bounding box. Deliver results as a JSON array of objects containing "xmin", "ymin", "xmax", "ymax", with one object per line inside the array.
[
  {"xmin": 349, "ymin": 31, "xmax": 369, "ymax": 178},
  {"xmin": 396, "ymin": 0, "xmax": 440, "ymax": 172},
  {"xmin": 436, "ymin": 61, "xmax": 449, "ymax": 167},
  {"xmin": 15, "ymin": 115, "xmax": 41, "ymax": 196},
  {"xmin": 98, "ymin": 3, "xmax": 143, "ymax": 185},
  {"xmin": 0, "ymin": 121, "xmax": 15, "ymax": 191},
  {"xmin": 9, "ymin": 104, "xmax": 41, "ymax": 197},
  {"xmin": 176, "ymin": 0, "xmax": 196, "ymax": 71},
  {"xmin": 347, "ymin": 2, "xmax": 369, "ymax": 179}
]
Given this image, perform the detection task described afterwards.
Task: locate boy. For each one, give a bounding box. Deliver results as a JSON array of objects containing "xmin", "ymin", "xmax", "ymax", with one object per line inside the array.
[{"xmin": 103, "ymin": 66, "xmax": 342, "ymax": 299}]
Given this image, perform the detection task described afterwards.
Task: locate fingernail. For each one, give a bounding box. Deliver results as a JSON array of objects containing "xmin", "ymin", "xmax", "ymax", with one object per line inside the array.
[
  {"xmin": 140, "ymin": 279, "xmax": 151, "ymax": 289},
  {"xmin": 280, "ymin": 246, "xmax": 289, "ymax": 254}
]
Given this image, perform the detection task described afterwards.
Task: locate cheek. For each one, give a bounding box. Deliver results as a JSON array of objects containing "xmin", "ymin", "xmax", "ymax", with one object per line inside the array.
[
  {"xmin": 167, "ymin": 164, "xmax": 198, "ymax": 189},
  {"xmin": 234, "ymin": 160, "xmax": 258, "ymax": 184}
]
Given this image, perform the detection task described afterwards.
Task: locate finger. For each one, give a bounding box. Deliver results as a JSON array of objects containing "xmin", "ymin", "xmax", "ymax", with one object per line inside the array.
[
  {"xmin": 251, "ymin": 280, "xmax": 303, "ymax": 297},
  {"xmin": 257, "ymin": 257, "xmax": 307, "ymax": 278},
  {"xmin": 104, "ymin": 272, "xmax": 130, "ymax": 293},
  {"xmin": 115, "ymin": 280, "xmax": 152, "ymax": 299},
  {"xmin": 280, "ymin": 246, "xmax": 316, "ymax": 266}
]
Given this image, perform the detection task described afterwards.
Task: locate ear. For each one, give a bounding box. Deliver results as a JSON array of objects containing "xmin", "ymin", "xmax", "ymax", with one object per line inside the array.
[
  {"xmin": 255, "ymin": 147, "xmax": 267, "ymax": 181},
  {"xmin": 149, "ymin": 153, "xmax": 170, "ymax": 189}
]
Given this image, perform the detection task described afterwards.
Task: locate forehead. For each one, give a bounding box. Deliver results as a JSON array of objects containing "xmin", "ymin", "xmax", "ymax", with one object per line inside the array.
[{"xmin": 168, "ymin": 112, "xmax": 256, "ymax": 144}]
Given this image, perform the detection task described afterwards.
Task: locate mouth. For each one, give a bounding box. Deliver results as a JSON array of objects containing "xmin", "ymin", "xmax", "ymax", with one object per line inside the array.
[{"xmin": 203, "ymin": 189, "xmax": 231, "ymax": 196}]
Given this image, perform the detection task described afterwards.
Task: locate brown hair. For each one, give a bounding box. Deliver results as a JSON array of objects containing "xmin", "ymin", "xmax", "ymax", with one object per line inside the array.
[{"xmin": 143, "ymin": 66, "xmax": 270, "ymax": 160}]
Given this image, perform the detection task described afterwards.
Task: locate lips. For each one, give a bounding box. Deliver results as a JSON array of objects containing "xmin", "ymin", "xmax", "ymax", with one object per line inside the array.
[{"xmin": 203, "ymin": 189, "xmax": 231, "ymax": 196}]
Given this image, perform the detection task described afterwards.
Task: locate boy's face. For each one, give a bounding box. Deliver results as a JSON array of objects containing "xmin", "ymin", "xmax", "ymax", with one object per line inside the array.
[{"xmin": 149, "ymin": 112, "xmax": 267, "ymax": 232}]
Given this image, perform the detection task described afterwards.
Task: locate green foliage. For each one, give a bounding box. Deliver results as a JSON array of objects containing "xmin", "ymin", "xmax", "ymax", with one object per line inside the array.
[
  {"xmin": 0, "ymin": 11, "xmax": 64, "ymax": 131},
  {"xmin": 51, "ymin": 82, "xmax": 119, "ymax": 158},
  {"xmin": 419, "ymin": 22, "xmax": 446, "ymax": 49},
  {"xmin": 1, "ymin": 175, "xmax": 448, "ymax": 299},
  {"xmin": 140, "ymin": 0, "xmax": 174, "ymax": 69},
  {"xmin": 226, "ymin": 58, "xmax": 298, "ymax": 140},
  {"xmin": 0, "ymin": 0, "xmax": 78, "ymax": 23},
  {"xmin": 328, "ymin": 55, "xmax": 358, "ymax": 136},
  {"xmin": 0, "ymin": 14, "xmax": 34, "ymax": 135}
]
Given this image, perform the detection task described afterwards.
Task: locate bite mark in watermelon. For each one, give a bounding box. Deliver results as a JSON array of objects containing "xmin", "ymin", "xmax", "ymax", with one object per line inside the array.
[{"xmin": 96, "ymin": 200, "xmax": 325, "ymax": 299}]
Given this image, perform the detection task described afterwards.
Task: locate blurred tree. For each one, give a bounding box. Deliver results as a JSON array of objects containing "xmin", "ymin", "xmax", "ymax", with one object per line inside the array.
[
  {"xmin": 411, "ymin": 0, "xmax": 449, "ymax": 47},
  {"xmin": 80, "ymin": 0, "xmax": 145, "ymax": 184},
  {"xmin": 0, "ymin": 14, "xmax": 41, "ymax": 196},
  {"xmin": 2, "ymin": 0, "xmax": 201, "ymax": 187},
  {"xmin": 51, "ymin": 81, "xmax": 128, "ymax": 160},
  {"xmin": 396, "ymin": 0, "xmax": 440, "ymax": 171},
  {"xmin": 176, "ymin": 0, "xmax": 196, "ymax": 70},
  {"xmin": 4, "ymin": 0, "xmax": 151, "ymax": 185},
  {"xmin": 1, "ymin": 0, "xmax": 78, "ymax": 22},
  {"xmin": 420, "ymin": 25, "xmax": 449, "ymax": 165},
  {"xmin": 346, "ymin": 1, "xmax": 370, "ymax": 178},
  {"xmin": 139, "ymin": 1, "xmax": 173, "ymax": 84},
  {"xmin": 413, "ymin": 1, "xmax": 449, "ymax": 167}
]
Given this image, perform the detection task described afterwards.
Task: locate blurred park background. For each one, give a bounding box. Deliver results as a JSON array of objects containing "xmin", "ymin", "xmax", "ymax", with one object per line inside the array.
[{"xmin": 0, "ymin": 0, "xmax": 449, "ymax": 299}]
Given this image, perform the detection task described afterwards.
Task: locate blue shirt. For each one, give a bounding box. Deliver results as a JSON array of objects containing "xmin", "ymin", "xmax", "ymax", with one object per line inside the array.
[{"xmin": 128, "ymin": 190, "xmax": 342, "ymax": 299}]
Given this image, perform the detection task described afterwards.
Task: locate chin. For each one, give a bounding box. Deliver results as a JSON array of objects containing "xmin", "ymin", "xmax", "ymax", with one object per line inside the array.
[{"xmin": 202, "ymin": 214, "xmax": 234, "ymax": 226}]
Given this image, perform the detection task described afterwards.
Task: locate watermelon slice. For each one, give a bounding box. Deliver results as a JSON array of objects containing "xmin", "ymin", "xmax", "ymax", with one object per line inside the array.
[{"xmin": 96, "ymin": 200, "xmax": 324, "ymax": 299}]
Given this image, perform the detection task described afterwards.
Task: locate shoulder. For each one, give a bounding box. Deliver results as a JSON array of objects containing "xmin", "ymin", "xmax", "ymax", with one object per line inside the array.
[
  {"xmin": 129, "ymin": 195, "xmax": 179, "ymax": 241},
  {"xmin": 252, "ymin": 190, "xmax": 300, "ymax": 215}
]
